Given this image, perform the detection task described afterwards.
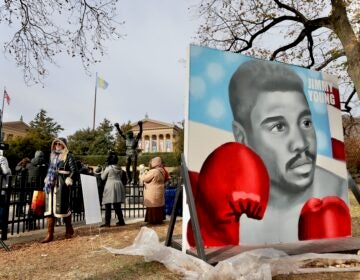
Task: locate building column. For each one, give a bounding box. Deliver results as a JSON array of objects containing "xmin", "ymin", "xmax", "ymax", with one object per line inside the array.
[{"xmin": 170, "ymin": 134, "xmax": 173, "ymax": 152}]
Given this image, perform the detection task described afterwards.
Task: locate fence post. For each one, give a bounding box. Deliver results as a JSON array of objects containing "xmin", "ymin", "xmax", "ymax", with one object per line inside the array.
[{"xmin": 0, "ymin": 175, "xmax": 11, "ymax": 240}]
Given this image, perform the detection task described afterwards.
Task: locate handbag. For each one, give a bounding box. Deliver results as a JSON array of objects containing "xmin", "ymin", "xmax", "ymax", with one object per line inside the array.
[{"xmin": 31, "ymin": 190, "xmax": 45, "ymax": 216}]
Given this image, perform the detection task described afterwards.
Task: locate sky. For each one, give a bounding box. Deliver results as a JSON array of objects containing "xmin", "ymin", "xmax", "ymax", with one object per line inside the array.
[
  {"xmin": 0, "ymin": 0, "xmax": 199, "ymax": 137},
  {"xmin": 0, "ymin": 1, "xmax": 358, "ymax": 139}
]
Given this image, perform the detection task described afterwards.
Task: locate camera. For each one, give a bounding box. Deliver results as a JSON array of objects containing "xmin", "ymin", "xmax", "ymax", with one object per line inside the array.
[{"xmin": 0, "ymin": 143, "xmax": 9, "ymax": 150}]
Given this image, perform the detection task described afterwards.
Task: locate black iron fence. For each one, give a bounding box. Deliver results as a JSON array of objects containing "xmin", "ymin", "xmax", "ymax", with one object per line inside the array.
[
  {"xmin": 0, "ymin": 174, "xmax": 87, "ymax": 240},
  {"xmin": 0, "ymin": 174, "xmax": 181, "ymax": 241}
]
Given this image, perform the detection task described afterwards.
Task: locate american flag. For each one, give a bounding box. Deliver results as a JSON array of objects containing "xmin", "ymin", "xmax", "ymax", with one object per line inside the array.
[{"xmin": 4, "ymin": 89, "xmax": 10, "ymax": 105}]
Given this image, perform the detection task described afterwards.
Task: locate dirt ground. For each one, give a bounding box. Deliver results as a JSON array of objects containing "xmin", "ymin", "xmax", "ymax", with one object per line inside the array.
[
  {"xmin": 1, "ymin": 220, "xmax": 183, "ymax": 280},
  {"xmin": 0, "ymin": 190, "xmax": 359, "ymax": 280}
]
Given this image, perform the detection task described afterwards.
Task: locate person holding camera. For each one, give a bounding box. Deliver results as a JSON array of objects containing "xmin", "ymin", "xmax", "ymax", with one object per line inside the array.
[{"xmin": 140, "ymin": 156, "xmax": 168, "ymax": 225}]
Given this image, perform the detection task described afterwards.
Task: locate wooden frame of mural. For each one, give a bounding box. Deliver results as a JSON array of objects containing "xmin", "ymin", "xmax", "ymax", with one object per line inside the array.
[{"xmin": 165, "ymin": 155, "xmax": 360, "ymax": 264}]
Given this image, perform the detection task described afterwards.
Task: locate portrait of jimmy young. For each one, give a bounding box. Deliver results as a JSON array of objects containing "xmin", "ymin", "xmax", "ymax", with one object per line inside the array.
[
  {"xmin": 228, "ymin": 59, "xmax": 348, "ymax": 244},
  {"xmin": 184, "ymin": 45, "xmax": 350, "ymax": 246}
]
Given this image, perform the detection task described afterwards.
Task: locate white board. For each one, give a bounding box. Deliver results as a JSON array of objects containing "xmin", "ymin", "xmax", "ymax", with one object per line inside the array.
[{"xmin": 80, "ymin": 174, "xmax": 102, "ymax": 224}]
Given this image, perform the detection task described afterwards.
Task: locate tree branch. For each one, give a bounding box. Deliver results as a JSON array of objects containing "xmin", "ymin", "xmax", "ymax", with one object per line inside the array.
[
  {"xmin": 315, "ymin": 50, "xmax": 345, "ymax": 70},
  {"xmin": 236, "ymin": 15, "xmax": 301, "ymax": 53}
]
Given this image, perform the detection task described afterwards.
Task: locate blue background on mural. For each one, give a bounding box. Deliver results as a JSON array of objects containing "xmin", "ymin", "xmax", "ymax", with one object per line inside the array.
[{"xmin": 188, "ymin": 44, "xmax": 333, "ymax": 158}]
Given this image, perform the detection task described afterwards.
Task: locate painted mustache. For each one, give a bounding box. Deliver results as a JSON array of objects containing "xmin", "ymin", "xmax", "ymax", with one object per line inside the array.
[{"xmin": 286, "ymin": 151, "xmax": 316, "ymax": 170}]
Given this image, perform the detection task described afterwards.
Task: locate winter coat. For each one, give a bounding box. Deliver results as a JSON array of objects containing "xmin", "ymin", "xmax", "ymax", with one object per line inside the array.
[
  {"xmin": 101, "ymin": 165, "xmax": 126, "ymax": 204},
  {"xmin": 44, "ymin": 138, "xmax": 77, "ymax": 218},
  {"xmin": 0, "ymin": 155, "xmax": 11, "ymax": 176},
  {"xmin": 15, "ymin": 158, "xmax": 30, "ymax": 176},
  {"xmin": 0, "ymin": 155, "xmax": 11, "ymax": 193},
  {"xmin": 15, "ymin": 158, "xmax": 30, "ymax": 188},
  {"xmin": 140, "ymin": 167, "xmax": 166, "ymax": 207},
  {"xmin": 27, "ymin": 151, "xmax": 48, "ymax": 186}
]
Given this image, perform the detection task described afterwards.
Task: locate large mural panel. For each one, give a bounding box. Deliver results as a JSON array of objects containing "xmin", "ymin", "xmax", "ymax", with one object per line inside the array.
[{"xmin": 183, "ymin": 45, "xmax": 351, "ymax": 249}]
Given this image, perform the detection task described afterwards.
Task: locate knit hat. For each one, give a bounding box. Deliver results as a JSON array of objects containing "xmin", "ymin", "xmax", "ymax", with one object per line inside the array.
[
  {"xmin": 57, "ymin": 137, "xmax": 68, "ymax": 147},
  {"xmin": 34, "ymin": 150, "xmax": 44, "ymax": 158},
  {"xmin": 150, "ymin": 157, "xmax": 162, "ymax": 168}
]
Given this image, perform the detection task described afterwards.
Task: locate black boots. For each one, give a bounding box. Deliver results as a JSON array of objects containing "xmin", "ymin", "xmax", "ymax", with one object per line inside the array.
[
  {"xmin": 101, "ymin": 204, "xmax": 112, "ymax": 227},
  {"xmin": 101, "ymin": 203, "xmax": 125, "ymax": 227},
  {"xmin": 114, "ymin": 203, "xmax": 125, "ymax": 226}
]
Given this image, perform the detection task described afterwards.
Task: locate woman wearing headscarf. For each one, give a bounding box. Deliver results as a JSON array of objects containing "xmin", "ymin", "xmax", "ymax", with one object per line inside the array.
[
  {"xmin": 41, "ymin": 137, "xmax": 77, "ymax": 243},
  {"xmin": 140, "ymin": 156, "xmax": 168, "ymax": 224}
]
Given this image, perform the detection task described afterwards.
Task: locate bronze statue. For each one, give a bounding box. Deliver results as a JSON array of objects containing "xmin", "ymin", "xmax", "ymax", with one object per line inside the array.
[{"xmin": 114, "ymin": 121, "xmax": 143, "ymax": 185}]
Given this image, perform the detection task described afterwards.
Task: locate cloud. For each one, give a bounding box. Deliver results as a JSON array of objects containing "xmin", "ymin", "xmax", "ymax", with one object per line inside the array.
[
  {"xmin": 207, "ymin": 62, "xmax": 224, "ymax": 83},
  {"xmin": 207, "ymin": 98, "xmax": 225, "ymax": 120},
  {"xmin": 190, "ymin": 76, "xmax": 206, "ymax": 99}
]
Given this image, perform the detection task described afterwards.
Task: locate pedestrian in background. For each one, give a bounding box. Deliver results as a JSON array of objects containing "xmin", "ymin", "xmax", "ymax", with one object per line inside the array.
[
  {"xmin": 15, "ymin": 157, "xmax": 30, "ymax": 216},
  {"xmin": 27, "ymin": 150, "xmax": 48, "ymax": 229},
  {"xmin": 0, "ymin": 150, "xmax": 11, "ymax": 202},
  {"xmin": 100, "ymin": 151, "xmax": 126, "ymax": 227},
  {"xmin": 15, "ymin": 157, "xmax": 30, "ymax": 177},
  {"xmin": 27, "ymin": 150, "xmax": 48, "ymax": 187},
  {"xmin": 94, "ymin": 165, "xmax": 104, "ymax": 205}
]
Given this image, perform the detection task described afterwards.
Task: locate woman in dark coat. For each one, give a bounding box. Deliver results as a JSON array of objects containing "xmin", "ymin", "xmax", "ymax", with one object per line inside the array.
[{"xmin": 41, "ymin": 137, "xmax": 77, "ymax": 243}]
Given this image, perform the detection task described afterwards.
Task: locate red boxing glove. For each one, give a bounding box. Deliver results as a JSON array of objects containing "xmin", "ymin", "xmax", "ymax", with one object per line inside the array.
[
  {"xmin": 187, "ymin": 142, "xmax": 270, "ymax": 247},
  {"xmin": 298, "ymin": 196, "xmax": 352, "ymax": 240}
]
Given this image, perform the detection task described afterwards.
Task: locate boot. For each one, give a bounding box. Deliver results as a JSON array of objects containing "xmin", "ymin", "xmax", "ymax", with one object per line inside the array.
[
  {"xmin": 100, "ymin": 204, "xmax": 111, "ymax": 227},
  {"xmin": 64, "ymin": 215, "xmax": 74, "ymax": 239},
  {"xmin": 114, "ymin": 203, "xmax": 125, "ymax": 226},
  {"xmin": 41, "ymin": 217, "xmax": 55, "ymax": 243}
]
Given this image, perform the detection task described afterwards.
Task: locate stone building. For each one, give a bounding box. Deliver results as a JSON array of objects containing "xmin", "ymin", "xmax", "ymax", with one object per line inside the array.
[
  {"xmin": 1, "ymin": 118, "xmax": 182, "ymax": 154},
  {"xmin": 130, "ymin": 118, "xmax": 181, "ymax": 153},
  {"xmin": 2, "ymin": 120, "xmax": 30, "ymax": 141}
]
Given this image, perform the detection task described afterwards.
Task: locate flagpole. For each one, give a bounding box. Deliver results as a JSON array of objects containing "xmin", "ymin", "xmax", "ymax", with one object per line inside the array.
[
  {"xmin": 0, "ymin": 87, "xmax": 5, "ymax": 142},
  {"xmin": 93, "ymin": 73, "xmax": 98, "ymax": 130}
]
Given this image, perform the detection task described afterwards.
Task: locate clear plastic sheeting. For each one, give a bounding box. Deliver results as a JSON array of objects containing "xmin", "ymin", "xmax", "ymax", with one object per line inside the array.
[
  {"xmin": 202, "ymin": 248, "xmax": 285, "ymax": 280},
  {"xmin": 104, "ymin": 227, "xmax": 360, "ymax": 279},
  {"xmin": 207, "ymin": 249, "xmax": 360, "ymax": 279},
  {"xmin": 104, "ymin": 227, "xmax": 212, "ymax": 279}
]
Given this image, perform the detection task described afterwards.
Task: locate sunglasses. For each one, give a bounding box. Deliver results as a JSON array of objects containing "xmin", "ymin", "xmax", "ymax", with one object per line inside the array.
[{"xmin": 54, "ymin": 142, "xmax": 63, "ymax": 146}]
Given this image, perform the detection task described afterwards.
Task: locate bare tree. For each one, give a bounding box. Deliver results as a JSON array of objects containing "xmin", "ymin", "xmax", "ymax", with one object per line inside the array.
[
  {"xmin": 0, "ymin": 0, "xmax": 124, "ymax": 84},
  {"xmin": 193, "ymin": 0, "xmax": 359, "ymax": 113}
]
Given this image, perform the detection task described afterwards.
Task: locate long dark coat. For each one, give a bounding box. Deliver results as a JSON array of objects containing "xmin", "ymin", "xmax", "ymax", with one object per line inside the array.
[{"xmin": 44, "ymin": 138, "xmax": 77, "ymax": 218}]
